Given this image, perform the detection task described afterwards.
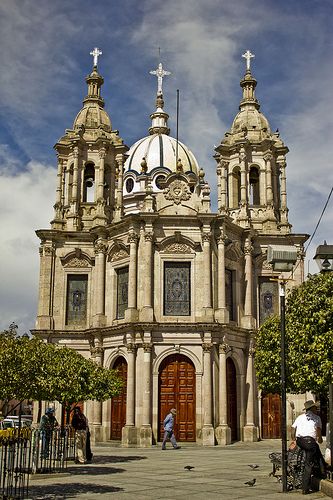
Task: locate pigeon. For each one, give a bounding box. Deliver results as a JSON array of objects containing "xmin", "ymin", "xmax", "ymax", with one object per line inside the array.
[
  {"xmin": 248, "ymin": 464, "xmax": 259, "ymax": 469},
  {"xmin": 184, "ymin": 465, "xmax": 195, "ymax": 471},
  {"xmin": 244, "ymin": 478, "xmax": 256, "ymax": 486}
]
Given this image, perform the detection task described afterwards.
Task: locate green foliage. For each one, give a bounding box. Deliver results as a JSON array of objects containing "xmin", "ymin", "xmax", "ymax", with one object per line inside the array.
[
  {"xmin": 255, "ymin": 272, "xmax": 333, "ymax": 394},
  {"xmin": 0, "ymin": 329, "xmax": 123, "ymax": 403}
]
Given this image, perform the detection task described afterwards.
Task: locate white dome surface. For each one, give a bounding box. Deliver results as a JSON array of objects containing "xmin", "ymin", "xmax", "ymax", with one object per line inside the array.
[{"xmin": 124, "ymin": 133, "xmax": 199, "ymax": 175}]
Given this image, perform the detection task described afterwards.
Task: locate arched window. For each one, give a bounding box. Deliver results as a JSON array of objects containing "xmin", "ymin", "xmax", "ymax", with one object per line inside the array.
[
  {"xmin": 104, "ymin": 164, "xmax": 111, "ymax": 205},
  {"xmin": 125, "ymin": 178, "xmax": 134, "ymax": 193},
  {"xmin": 230, "ymin": 167, "xmax": 241, "ymax": 208},
  {"xmin": 65, "ymin": 164, "xmax": 74, "ymax": 205},
  {"xmin": 249, "ymin": 166, "xmax": 260, "ymax": 205},
  {"xmin": 83, "ymin": 163, "xmax": 95, "ymax": 202}
]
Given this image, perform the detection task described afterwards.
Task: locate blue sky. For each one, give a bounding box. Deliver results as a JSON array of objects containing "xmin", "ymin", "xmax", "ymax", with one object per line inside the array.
[{"xmin": 0, "ymin": 0, "xmax": 332, "ymax": 333}]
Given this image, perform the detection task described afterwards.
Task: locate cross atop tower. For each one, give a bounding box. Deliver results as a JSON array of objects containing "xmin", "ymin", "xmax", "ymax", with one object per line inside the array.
[
  {"xmin": 90, "ymin": 47, "xmax": 102, "ymax": 68},
  {"xmin": 149, "ymin": 62, "xmax": 171, "ymax": 95},
  {"xmin": 242, "ymin": 50, "xmax": 255, "ymax": 71}
]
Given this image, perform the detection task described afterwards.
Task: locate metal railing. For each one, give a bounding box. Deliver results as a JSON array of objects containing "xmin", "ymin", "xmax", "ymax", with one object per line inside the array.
[{"xmin": 0, "ymin": 426, "xmax": 75, "ymax": 499}]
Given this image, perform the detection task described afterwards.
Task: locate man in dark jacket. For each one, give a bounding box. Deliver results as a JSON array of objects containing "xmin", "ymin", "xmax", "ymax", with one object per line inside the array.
[
  {"xmin": 72, "ymin": 406, "xmax": 88, "ymax": 464},
  {"xmin": 39, "ymin": 407, "xmax": 58, "ymax": 458}
]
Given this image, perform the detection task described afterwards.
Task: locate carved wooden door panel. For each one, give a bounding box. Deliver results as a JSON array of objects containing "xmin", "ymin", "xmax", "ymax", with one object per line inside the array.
[
  {"xmin": 159, "ymin": 354, "xmax": 195, "ymax": 442},
  {"xmin": 262, "ymin": 393, "xmax": 281, "ymax": 439},
  {"xmin": 111, "ymin": 357, "xmax": 127, "ymax": 440},
  {"xmin": 226, "ymin": 357, "xmax": 238, "ymax": 441}
]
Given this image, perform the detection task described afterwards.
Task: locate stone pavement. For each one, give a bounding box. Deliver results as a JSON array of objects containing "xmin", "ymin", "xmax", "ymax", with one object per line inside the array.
[{"xmin": 28, "ymin": 439, "xmax": 332, "ymax": 499}]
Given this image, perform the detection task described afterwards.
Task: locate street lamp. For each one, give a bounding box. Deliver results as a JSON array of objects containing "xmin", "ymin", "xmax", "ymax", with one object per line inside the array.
[
  {"xmin": 313, "ymin": 241, "xmax": 333, "ymax": 475},
  {"xmin": 267, "ymin": 244, "xmax": 298, "ymax": 493},
  {"xmin": 313, "ymin": 240, "xmax": 333, "ymax": 273}
]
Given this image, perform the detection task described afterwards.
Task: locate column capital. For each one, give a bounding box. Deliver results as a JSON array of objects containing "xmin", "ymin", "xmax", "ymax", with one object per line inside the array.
[
  {"xmin": 39, "ymin": 243, "xmax": 55, "ymax": 256},
  {"xmin": 128, "ymin": 232, "xmax": 139, "ymax": 244},
  {"xmin": 142, "ymin": 342, "xmax": 153, "ymax": 353},
  {"xmin": 144, "ymin": 231, "xmax": 154, "ymax": 242},
  {"xmin": 202, "ymin": 342, "xmax": 213, "ymax": 352},
  {"xmin": 126, "ymin": 343, "xmax": 137, "ymax": 354},
  {"xmin": 99, "ymin": 147, "xmax": 107, "ymax": 159},
  {"xmin": 263, "ymin": 152, "xmax": 273, "ymax": 162},
  {"xmin": 244, "ymin": 238, "xmax": 253, "ymax": 255},
  {"xmin": 202, "ymin": 231, "xmax": 211, "ymax": 243},
  {"xmin": 219, "ymin": 343, "xmax": 232, "ymax": 355},
  {"xmin": 94, "ymin": 239, "xmax": 108, "ymax": 254}
]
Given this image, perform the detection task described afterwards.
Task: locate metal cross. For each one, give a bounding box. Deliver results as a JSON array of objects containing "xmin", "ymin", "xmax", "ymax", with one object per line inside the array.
[
  {"xmin": 90, "ymin": 47, "xmax": 102, "ymax": 67},
  {"xmin": 242, "ymin": 50, "xmax": 255, "ymax": 71},
  {"xmin": 149, "ymin": 62, "xmax": 171, "ymax": 95}
]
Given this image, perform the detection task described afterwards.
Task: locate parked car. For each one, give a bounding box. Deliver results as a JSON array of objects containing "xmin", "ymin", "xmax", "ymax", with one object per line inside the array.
[{"xmin": 1, "ymin": 416, "xmax": 32, "ymax": 429}]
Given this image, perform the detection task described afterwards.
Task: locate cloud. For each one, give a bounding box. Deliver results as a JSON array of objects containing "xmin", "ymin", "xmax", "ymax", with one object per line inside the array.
[{"xmin": 0, "ymin": 159, "xmax": 55, "ymax": 333}]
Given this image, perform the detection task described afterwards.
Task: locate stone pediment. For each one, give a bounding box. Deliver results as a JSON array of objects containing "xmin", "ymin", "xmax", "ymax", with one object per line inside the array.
[
  {"xmin": 157, "ymin": 232, "xmax": 201, "ymax": 253},
  {"xmin": 225, "ymin": 241, "xmax": 243, "ymax": 261},
  {"xmin": 61, "ymin": 248, "xmax": 94, "ymax": 268},
  {"xmin": 108, "ymin": 240, "xmax": 129, "ymax": 262}
]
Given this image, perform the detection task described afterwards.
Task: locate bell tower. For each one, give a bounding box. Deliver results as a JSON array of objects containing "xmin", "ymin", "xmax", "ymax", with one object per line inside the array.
[
  {"xmin": 214, "ymin": 50, "xmax": 291, "ymax": 234},
  {"xmin": 52, "ymin": 48, "xmax": 128, "ymax": 232}
]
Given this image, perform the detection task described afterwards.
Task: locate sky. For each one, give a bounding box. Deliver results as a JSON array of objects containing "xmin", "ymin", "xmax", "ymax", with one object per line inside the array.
[{"xmin": 0, "ymin": 0, "xmax": 332, "ymax": 334}]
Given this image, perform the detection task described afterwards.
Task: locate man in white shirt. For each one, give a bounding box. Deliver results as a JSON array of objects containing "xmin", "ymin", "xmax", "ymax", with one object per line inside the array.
[{"xmin": 291, "ymin": 400, "xmax": 326, "ymax": 495}]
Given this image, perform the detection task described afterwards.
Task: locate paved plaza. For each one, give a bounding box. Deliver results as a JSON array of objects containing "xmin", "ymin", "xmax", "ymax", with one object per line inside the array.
[{"xmin": 27, "ymin": 439, "xmax": 332, "ymax": 499}]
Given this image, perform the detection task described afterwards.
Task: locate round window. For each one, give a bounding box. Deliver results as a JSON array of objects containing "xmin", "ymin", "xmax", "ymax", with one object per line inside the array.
[
  {"xmin": 155, "ymin": 175, "xmax": 166, "ymax": 190},
  {"xmin": 125, "ymin": 178, "xmax": 134, "ymax": 193}
]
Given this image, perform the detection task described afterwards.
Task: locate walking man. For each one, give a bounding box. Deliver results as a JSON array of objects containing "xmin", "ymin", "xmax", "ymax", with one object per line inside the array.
[
  {"xmin": 291, "ymin": 400, "xmax": 326, "ymax": 495},
  {"xmin": 162, "ymin": 408, "xmax": 180, "ymax": 450}
]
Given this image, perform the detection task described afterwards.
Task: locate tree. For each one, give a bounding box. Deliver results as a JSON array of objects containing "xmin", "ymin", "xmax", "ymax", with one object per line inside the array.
[
  {"xmin": 255, "ymin": 272, "xmax": 333, "ymax": 394},
  {"xmin": 0, "ymin": 329, "xmax": 123, "ymax": 404}
]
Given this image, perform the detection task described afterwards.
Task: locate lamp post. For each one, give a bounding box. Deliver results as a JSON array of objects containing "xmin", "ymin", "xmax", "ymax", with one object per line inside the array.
[
  {"xmin": 313, "ymin": 241, "xmax": 333, "ymax": 474},
  {"xmin": 267, "ymin": 245, "xmax": 298, "ymax": 493}
]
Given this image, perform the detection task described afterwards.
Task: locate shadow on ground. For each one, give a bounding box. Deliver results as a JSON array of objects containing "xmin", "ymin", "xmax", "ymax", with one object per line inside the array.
[
  {"xmin": 27, "ymin": 482, "xmax": 123, "ymax": 499},
  {"xmin": 91, "ymin": 455, "xmax": 147, "ymax": 464}
]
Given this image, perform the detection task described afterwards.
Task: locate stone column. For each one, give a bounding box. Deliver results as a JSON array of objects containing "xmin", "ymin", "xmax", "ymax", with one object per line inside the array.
[
  {"xmin": 140, "ymin": 343, "xmax": 153, "ymax": 447},
  {"xmin": 92, "ymin": 238, "xmax": 107, "ymax": 327},
  {"xmin": 114, "ymin": 153, "xmax": 124, "ymax": 221},
  {"xmin": 68, "ymin": 146, "xmax": 80, "ymax": 230},
  {"xmin": 244, "ymin": 341, "xmax": 258, "ymax": 442},
  {"xmin": 278, "ymin": 159, "xmax": 290, "ymax": 229},
  {"xmin": 94, "ymin": 148, "xmax": 107, "ymax": 226},
  {"xmin": 201, "ymin": 230, "xmax": 213, "ymax": 320},
  {"xmin": 36, "ymin": 243, "xmax": 55, "ymax": 329},
  {"xmin": 125, "ymin": 231, "xmax": 139, "ymax": 322},
  {"xmin": 215, "ymin": 342, "xmax": 232, "ymax": 445},
  {"xmin": 90, "ymin": 339, "xmax": 104, "ymax": 443},
  {"xmin": 52, "ymin": 156, "xmax": 64, "ymax": 229},
  {"xmin": 264, "ymin": 153, "xmax": 274, "ymax": 207},
  {"xmin": 122, "ymin": 342, "xmax": 138, "ymax": 446},
  {"xmin": 241, "ymin": 238, "xmax": 256, "ymax": 328},
  {"xmin": 202, "ymin": 343, "xmax": 215, "ymax": 445},
  {"xmin": 238, "ymin": 146, "xmax": 249, "ymax": 226},
  {"xmin": 215, "ymin": 232, "xmax": 229, "ymax": 323},
  {"xmin": 140, "ymin": 228, "xmax": 154, "ymax": 322},
  {"xmin": 220, "ymin": 160, "xmax": 228, "ymax": 213}
]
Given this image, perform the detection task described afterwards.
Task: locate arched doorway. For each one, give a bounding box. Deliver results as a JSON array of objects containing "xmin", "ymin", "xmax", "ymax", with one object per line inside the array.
[
  {"xmin": 226, "ymin": 357, "xmax": 237, "ymax": 441},
  {"xmin": 262, "ymin": 393, "xmax": 281, "ymax": 439},
  {"xmin": 158, "ymin": 354, "xmax": 195, "ymax": 442},
  {"xmin": 110, "ymin": 356, "xmax": 127, "ymax": 440}
]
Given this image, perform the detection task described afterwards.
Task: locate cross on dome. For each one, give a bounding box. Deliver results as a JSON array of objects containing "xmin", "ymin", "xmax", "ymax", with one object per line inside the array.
[
  {"xmin": 242, "ymin": 50, "xmax": 255, "ymax": 71},
  {"xmin": 149, "ymin": 62, "xmax": 171, "ymax": 95},
  {"xmin": 90, "ymin": 47, "xmax": 102, "ymax": 67}
]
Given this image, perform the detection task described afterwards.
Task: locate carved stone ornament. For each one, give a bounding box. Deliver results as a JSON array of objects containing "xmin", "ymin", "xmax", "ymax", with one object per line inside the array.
[
  {"xmin": 164, "ymin": 179, "xmax": 191, "ymax": 205},
  {"xmin": 262, "ymin": 260, "xmax": 273, "ymax": 270},
  {"xmin": 164, "ymin": 243, "xmax": 191, "ymax": 254},
  {"xmin": 64, "ymin": 257, "xmax": 89, "ymax": 268},
  {"xmin": 110, "ymin": 249, "xmax": 128, "ymax": 262}
]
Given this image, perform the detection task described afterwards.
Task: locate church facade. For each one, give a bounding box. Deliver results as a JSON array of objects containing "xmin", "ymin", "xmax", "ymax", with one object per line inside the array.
[{"xmin": 33, "ymin": 50, "xmax": 307, "ymax": 446}]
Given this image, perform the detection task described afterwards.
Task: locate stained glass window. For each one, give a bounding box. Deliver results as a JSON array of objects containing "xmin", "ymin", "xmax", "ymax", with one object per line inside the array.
[
  {"xmin": 117, "ymin": 267, "xmax": 129, "ymax": 319},
  {"xmin": 164, "ymin": 262, "xmax": 190, "ymax": 316},
  {"xmin": 66, "ymin": 275, "xmax": 88, "ymax": 326},
  {"xmin": 259, "ymin": 278, "xmax": 279, "ymax": 324}
]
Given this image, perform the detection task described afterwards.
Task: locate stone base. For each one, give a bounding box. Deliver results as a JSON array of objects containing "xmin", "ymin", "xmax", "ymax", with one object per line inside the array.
[
  {"xmin": 122, "ymin": 426, "xmax": 138, "ymax": 447},
  {"xmin": 90, "ymin": 425, "xmax": 104, "ymax": 444},
  {"xmin": 139, "ymin": 426, "xmax": 153, "ymax": 447},
  {"xmin": 125, "ymin": 308, "xmax": 139, "ymax": 322},
  {"xmin": 196, "ymin": 308, "xmax": 214, "ymax": 323},
  {"xmin": 214, "ymin": 308, "xmax": 229, "ymax": 324},
  {"xmin": 36, "ymin": 315, "xmax": 54, "ymax": 329},
  {"xmin": 91, "ymin": 314, "xmax": 107, "ymax": 327},
  {"xmin": 243, "ymin": 424, "xmax": 259, "ymax": 442},
  {"xmin": 215, "ymin": 425, "xmax": 232, "ymax": 445},
  {"xmin": 139, "ymin": 307, "xmax": 154, "ymax": 322},
  {"xmin": 241, "ymin": 315, "xmax": 256, "ymax": 329},
  {"xmin": 202, "ymin": 425, "xmax": 215, "ymax": 446}
]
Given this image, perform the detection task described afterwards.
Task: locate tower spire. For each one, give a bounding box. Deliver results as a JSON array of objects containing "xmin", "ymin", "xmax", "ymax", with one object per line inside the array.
[
  {"xmin": 84, "ymin": 48, "xmax": 105, "ymax": 108},
  {"xmin": 148, "ymin": 60, "xmax": 171, "ymax": 135},
  {"xmin": 239, "ymin": 49, "xmax": 259, "ymax": 110}
]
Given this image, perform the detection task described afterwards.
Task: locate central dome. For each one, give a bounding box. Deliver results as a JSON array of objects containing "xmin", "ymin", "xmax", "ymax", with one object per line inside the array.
[{"xmin": 124, "ymin": 133, "xmax": 199, "ymax": 175}]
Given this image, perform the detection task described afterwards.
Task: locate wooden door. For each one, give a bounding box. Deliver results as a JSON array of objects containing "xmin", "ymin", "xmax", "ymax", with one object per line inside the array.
[
  {"xmin": 159, "ymin": 354, "xmax": 195, "ymax": 442},
  {"xmin": 111, "ymin": 357, "xmax": 127, "ymax": 440},
  {"xmin": 226, "ymin": 357, "xmax": 238, "ymax": 441},
  {"xmin": 262, "ymin": 393, "xmax": 281, "ymax": 439}
]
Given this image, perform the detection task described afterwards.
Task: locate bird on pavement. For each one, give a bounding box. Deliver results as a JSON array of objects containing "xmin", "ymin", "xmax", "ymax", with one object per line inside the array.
[
  {"xmin": 184, "ymin": 465, "xmax": 195, "ymax": 471},
  {"xmin": 248, "ymin": 464, "xmax": 259, "ymax": 469},
  {"xmin": 244, "ymin": 478, "xmax": 256, "ymax": 486}
]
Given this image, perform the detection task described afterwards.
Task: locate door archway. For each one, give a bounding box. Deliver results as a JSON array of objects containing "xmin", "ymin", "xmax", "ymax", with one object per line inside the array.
[
  {"xmin": 110, "ymin": 356, "xmax": 127, "ymax": 440},
  {"xmin": 226, "ymin": 357, "xmax": 237, "ymax": 441},
  {"xmin": 158, "ymin": 354, "xmax": 195, "ymax": 442}
]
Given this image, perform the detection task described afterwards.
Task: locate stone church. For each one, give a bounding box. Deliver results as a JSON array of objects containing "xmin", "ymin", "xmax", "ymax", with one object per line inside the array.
[{"xmin": 33, "ymin": 49, "xmax": 307, "ymax": 446}]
